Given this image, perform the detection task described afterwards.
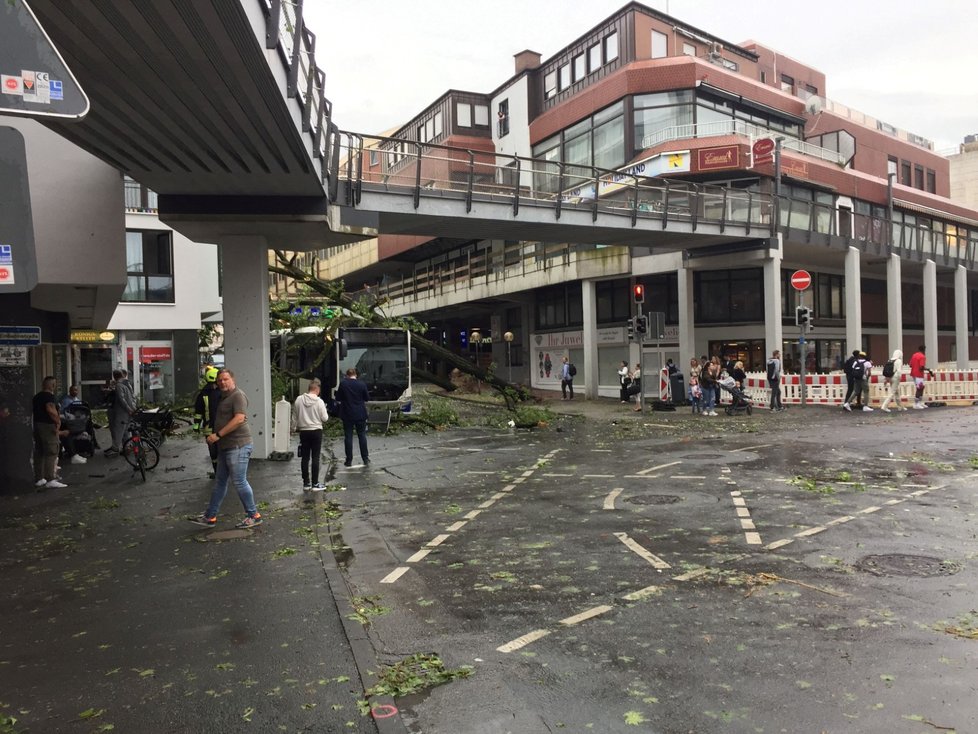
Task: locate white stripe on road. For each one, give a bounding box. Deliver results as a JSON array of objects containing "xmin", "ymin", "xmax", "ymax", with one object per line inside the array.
[
  {"xmin": 740, "ymin": 518, "xmax": 756, "ymax": 530},
  {"xmin": 478, "ymin": 498, "xmax": 498, "ymax": 509},
  {"xmin": 623, "ymin": 584, "xmax": 663, "ymax": 600},
  {"xmin": 445, "ymin": 521, "xmax": 467, "ymax": 532},
  {"xmin": 671, "ymin": 475, "xmax": 706, "ymax": 479},
  {"xmin": 427, "ymin": 534, "xmax": 451, "ymax": 547},
  {"xmin": 732, "ymin": 497, "xmax": 747, "ymax": 506},
  {"xmin": 584, "ymin": 474, "xmax": 615, "ymax": 478},
  {"xmin": 672, "ymin": 568, "xmax": 709, "ymax": 582},
  {"xmin": 795, "ymin": 526, "xmax": 826, "ymax": 538},
  {"xmin": 501, "ymin": 484, "xmax": 516, "ymax": 492},
  {"xmin": 406, "ymin": 549, "xmax": 431, "ymax": 563},
  {"xmin": 496, "ymin": 629, "xmax": 551, "ymax": 653},
  {"xmin": 733, "ymin": 444, "xmax": 773, "ymax": 452},
  {"xmin": 559, "ymin": 605, "xmax": 614, "ymax": 626},
  {"xmin": 380, "ymin": 567, "xmax": 410, "ymax": 584},
  {"xmin": 603, "ymin": 488, "xmax": 623, "ymax": 510},
  {"xmin": 744, "ymin": 532, "xmax": 762, "ymax": 545},
  {"xmin": 735, "ymin": 507, "xmax": 751, "ymax": 518},
  {"xmin": 464, "ymin": 510, "xmax": 482, "ymax": 520},
  {"xmin": 827, "ymin": 515, "xmax": 855, "ymax": 525},
  {"xmin": 765, "ymin": 539, "xmax": 794, "ymax": 550},
  {"xmin": 614, "ymin": 533, "xmax": 671, "ymax": 569},
  {"xmin": 542, "ymin": 473, "xmax": 574, "ymax": 477},
  {"xmin": 858, "ymin": 506, "xmax": 882, "ymax": 514},
  {"xmin": 638, "ymin": 461, "xmax": 681, "ymax": 476}
]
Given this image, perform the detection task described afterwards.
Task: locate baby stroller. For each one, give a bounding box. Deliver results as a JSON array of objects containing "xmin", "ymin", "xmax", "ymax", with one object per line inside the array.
[
  {"xmin": 718, "ymin": 374, "xmax": 752, "ymax": 416},
  {"xmin": 61, "ymin": 402, "xmax": 99, "ymax": 458}
]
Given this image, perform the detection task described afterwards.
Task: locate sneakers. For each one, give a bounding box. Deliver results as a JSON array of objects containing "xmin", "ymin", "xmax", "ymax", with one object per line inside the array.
[
  {"xmin": 843, "ymin": 403, "xmax": 851, "ymax": 412},
  {"xmin": 188, "ymin": 512, "xmax": 216, "ymax": 527},
  {"xmin": 236, "ymin": 513, "xmax": 263, "ymax": 529},
  {"xmin": 34, "ymin": 478, "xmax": 48, "ymax": 487},
  {"xmin": 311, "ymin": 483, "xmax": 325, "ymax": 492},
  {"xmin": 45, "ymin": 480, "xmax": 68, "ymax": 489},
  {"xmin": 862, "ymin": 406, "xmax": 874, "ymax": 412},
  {"xmin": 880, "ymin": 406, "xmax": 890, "ymax": 413},
  {"xmin": 913, "ymin": 403, "xmax": 925, "ymax": 410},
  {"xmin": 71, "ymin": 454, "xmax": 88, "ymax": 464},
  {"xmin": 302, "ymin": 484, "xmax": 312, "ymax": 492},
  {"xmin": 343, "ymin": 460, "xmax": 352, "ymax": 467},
  {"xmin": 708, "ymin": 411, "xmax": 718, "ymax": 416},
  {"xmin": 104, "ymin": 447, "xmax": 119, "ymax": 457}
]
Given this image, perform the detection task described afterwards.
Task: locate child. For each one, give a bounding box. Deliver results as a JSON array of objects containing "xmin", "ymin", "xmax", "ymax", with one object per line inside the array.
[{"xmin": 688, "ymin": 377, "xmax": 703, "ymax": 414}]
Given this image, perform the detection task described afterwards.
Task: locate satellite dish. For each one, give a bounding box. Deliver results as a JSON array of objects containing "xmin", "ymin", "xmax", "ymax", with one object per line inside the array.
[{"xmin": 805, "ymin": 96, "xmax": 824, "ymax": 115}]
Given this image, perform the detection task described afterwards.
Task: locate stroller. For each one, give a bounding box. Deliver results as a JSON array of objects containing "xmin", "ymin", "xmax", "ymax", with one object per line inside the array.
[
  {"xmin": 718, "ymin": 374, "xmax": 753, "ymax": 416},
  {"xmin": 61, "ymin": 401, "xmax": 99, "ymax": 458}
]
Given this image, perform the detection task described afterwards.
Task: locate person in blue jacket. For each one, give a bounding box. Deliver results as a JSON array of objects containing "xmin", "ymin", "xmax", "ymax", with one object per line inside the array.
[{"xmin": 335, "ymin": 368, "xmax": 370, "ymax": 467}]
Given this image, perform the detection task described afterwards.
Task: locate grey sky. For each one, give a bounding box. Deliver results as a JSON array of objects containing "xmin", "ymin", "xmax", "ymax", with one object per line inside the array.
[{"xmin": 309, "ymin": 0, "xmax": 977, "ymax": 151}]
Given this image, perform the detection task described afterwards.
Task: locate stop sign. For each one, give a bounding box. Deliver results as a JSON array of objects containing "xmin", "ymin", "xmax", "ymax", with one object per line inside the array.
[{"xmin": 790, "ymin": 269, "xmax": 812, "ymax": 291}]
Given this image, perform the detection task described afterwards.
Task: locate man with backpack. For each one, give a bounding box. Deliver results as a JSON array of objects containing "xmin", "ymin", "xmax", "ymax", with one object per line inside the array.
[
  {"xmin": 561, "ymin": 356, "xmax": 575, "ymax": 400},
  {"xmin": 767, "ymin": 350, "xmax": 784, "ymax": 411},
  {"xmin": 842, "ymin": 349, "xmax": 861, "ymax": 412},
  {"xmin": 880, "ymin": 350, "xmax": 905, "ymax": 412},
  {"xmin": 854, "ymin": 352, "xmax": 873, "ymax": 411}
]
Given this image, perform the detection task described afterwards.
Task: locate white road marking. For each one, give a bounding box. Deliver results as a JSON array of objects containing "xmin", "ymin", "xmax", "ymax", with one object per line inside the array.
[
  {"xmin": 827, "ymin": 515, "xmax": 855, "ymax": 525},
  {"xmin": 521, "ymin": 470, "xmax": 535, "ymax": 477},
  {"xmin": 614, "ymin": 532, "xmax": 671, "ymax": 569},
  {"xmin": 879, "ymin": 457, "xmax": 910, "ymax": 462},
  {"xmin": 730, "ymin": 490, "xmax": 761, "ymax": 545},
  {"xmin": 427, "ymin": 534, "xmax": 451, "ymax": 547},
  {"xmin": 883, "ymin": 499, "xmax": 905, "ymax": 506},
  {"xmin": 584, "ymin": 474, "xmax": 616, "ymax": 478},
  {"xmin": 909, "ymin": 490, "xmax": 929, "ymax": 497},
  {"xmin": 858, "ymin": 506, "xmax": 882, "ymax": 514},
  {"xmin": 740, "ymin": 519, "xmax": 756, "ymax": 530},
  {"xmin": 765, "ymin": 539, "xmax": 794, "ymax": 550},
  {"xmin": 672, "ymin": 568, "xmax": 709, "ymax": 582},
  {"xmin": 638, "ymin": 461, "xmax": 681, "ymax": 476},
  {"xmin": 464, "ymin": 510, "xmax": 482, "ymax": 520},
  {"xmin": 465, "ymin": 471, "xmax": 497, "ymax": 475},
  {"xmin": 406, "ymin": 549, "xmax": 432, "ymax": 563},
  {"xmin": 478, "ymin": 498, "xmax": 498, "ymax": 509},
  {"xmin": 732, "ymin": 497, "xmax": 747, "ymax": 507},
  {"xmin": 795, "ymin": 526, "xmax": 827, "ymax": 537},
  {"xmin": 623, "ymin": 584, "xmax": 663, "ymax": 600},
  {"xmin": 542, "ymin": 473, "xmax": 574, "ymax": 477},
  {"xmin": 603, "ymin": 488, "xmax": 624, "ymax": 510},
  {"xmin": 733, "ymin": 444, "xmax": 773, "ymax": 452},
  {"xmin": 490, "ymin": 492, "xmax": 507, "ymax": 500},
  {"xmin": 671, "ymin": 475, "xmax": 706, "ymax": 479},
  {"xmin": 512, "ymin": 477, "xmax": 525, "ymax": 484},
  {"xmin": 501, "ymin": 484, "xmax": 516, "ymax": 492},
  {"xmin": 445, "ymin": 521, "xmax": 467, "ymax": 532},
  {"xmin": 729, "ymin": 490, "xmax": 742, "ymax": 497},
  {"xmin": 497, "ymin": 629, "xmax": 551, "ymax": 653},
  {"xmin": 744, "ymin": 532, "xmax": 762, "ymax": 545},
  {"xmin": 559, "ymin": 605, "xmax": 614, "ymax": 626},
  {"xmin": 736, "ymin": 507, "xmax": 751, "ymax": 518},
  {"xmin": 380, "ymin": 567, "xmax": 410, "ymax": 584}
]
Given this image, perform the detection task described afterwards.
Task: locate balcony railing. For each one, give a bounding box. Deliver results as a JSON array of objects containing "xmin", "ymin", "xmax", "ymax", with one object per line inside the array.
[{"xmin": 641, "ymin": 119, "xmax": 848, "ymax": 167}]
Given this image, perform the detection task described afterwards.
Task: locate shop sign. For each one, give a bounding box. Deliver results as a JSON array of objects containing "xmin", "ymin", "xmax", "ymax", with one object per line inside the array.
[
  {"xmin": 780, "ymin": 158, "xmax": 809, "ymax": 178},
  {"xmin": 0, "ymin": 325, "xmax": 40, "ymax": 345},
  {"xmin": 0, "ymin": 345, "xmax": 28, "ymax": 365},
  {"xmin": 139, "ymin": 346, "xmax": 172, "ymax": 363},
  {"xmin": 70, "ymin": 329, "xmax": 117, "ymax": 343},
  {"xmin": 696, "ymin": 145, "xmax": 740, "ymax": 171},
  {"xmin": 752, "ymin": 138, "xmax": 775, "ymax": 166},
  {"xmin": 563, "ymin": 151, "xmax": 691, "ymax": 200}
]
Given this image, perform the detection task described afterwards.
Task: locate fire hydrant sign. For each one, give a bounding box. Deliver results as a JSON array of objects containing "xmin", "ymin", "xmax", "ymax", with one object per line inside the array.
[{"xmin": 0, "ymin": 244, "xmax": 14, "ymax": 284}]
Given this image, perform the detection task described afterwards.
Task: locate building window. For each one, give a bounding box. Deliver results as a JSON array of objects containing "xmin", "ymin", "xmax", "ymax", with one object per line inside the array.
[
  {"xmin": 457, "ymin": 102, "xmax": 472, "ymax": 127},
  {"xmin": 760, "ymin": 71, "xmax": 767, "ymax": 84},
  {"xmin": 780, "ymin": 74, "xmax": 794, "ymax": 93},
  {"xmin": 544, "ymin": 71, "xmax": 557, "ymax": 99},
  {"xmin": 604, "ymin": 32, "xmax": 619, "ymax": 62},
  {"xmin": 901, "ymin": 160, "xmax": 911, "ymax": 186},
  {"xmin": 816, "ymin": 273, "xmax": 844, "ymax": 319},
  {"xmin": 926, "ymin": 169, "xmax": 936, "ymax": 193},
  {"xmin": 497, "ymin": 99, "xmax": 510, "ymax": 137},
  {"xmin": 887, "ymin": 156, "xmax": 898, "ymax": 177},
  {"xmin": 473, "ymin": 104, "xmax": 489, "ymax": 126},
  {"xmin": 124, "ymin": 176, "xmax": 158, "ymax": 212},
  {"xmin": 559, "ymin": 63, "xmax": 572, "ymax": 91},
  {"xmin": 535, "ymin": 283, "xmax": 582, "ymax": 329},
  {"xmin": 633, "ymin": 90, "xmax": 694, "ymax": 150},
  {"xmin": 682, "ymin": 42, "xmax": 696, "ymax": 56},
  {"xmin": 369, "ymin": 149, "xmax": 379, "ymax": 166},
  {"xmin": 914, "ymin": 164, "xmax": 924, "ymax": 190},
  {"xmin": 124, "ymin": 230, "xmax": 174, "ymax": 303},
  {"xmin": 433, "ymin": 111, "xmax": 443, "ymax": 137},
  {"xmin": 695, "ymin": 268, "xmax": 764, "ymax": 323},
  {"xmin": 651, "ymin": 30, "xmax": 668, "ymax": 58},
  {"xmin": 573, "ymin": 53, "xmax": 586, "ymax": 82},
  {"xmin": 588, "ymin": 43, "xmax": 602, "ymax": 72},
  {"xmin": 596, "ymin": 279, "xmax": 632, "ymax": 324}
]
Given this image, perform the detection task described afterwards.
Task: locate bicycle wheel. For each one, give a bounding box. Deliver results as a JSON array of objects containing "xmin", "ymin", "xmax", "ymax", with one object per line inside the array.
[
  {"xmin": 142, "ymin": 426, "xmax": 164, "ymax": 447},
  {"xmin": 123, "ymin": 436, "xmax": 160, "ymax": 471}
]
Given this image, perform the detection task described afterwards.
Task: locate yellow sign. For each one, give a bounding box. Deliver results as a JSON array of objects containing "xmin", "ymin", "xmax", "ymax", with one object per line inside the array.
[
  {"xmin": 668, "ymin": 154, "xmax": 685, "ymax": 169},
  {"xmin": 71, "ymin": 330, "xmax": 116, "ymax": 343}
]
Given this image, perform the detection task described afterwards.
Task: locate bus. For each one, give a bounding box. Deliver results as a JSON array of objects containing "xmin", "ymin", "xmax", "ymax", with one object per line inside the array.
[{"xmin": 273, "ymin": 326, "xmax": 413, "ymax": 412}]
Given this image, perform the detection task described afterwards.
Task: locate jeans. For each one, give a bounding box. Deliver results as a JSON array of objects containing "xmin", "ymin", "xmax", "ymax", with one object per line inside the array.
[
  {"xmin": 770, "ymin": 382, "xmax": 782, "ymax": 410},
  {"xmin": 561, "ymin": 378, "xmax": 574, "ymax": 399},
  {"xmin": 206, "ymin": 444, "xmax": 258, "ymax": 518},
  {"xmin": 702, "ymin": 387, "xmax": 715, "ymax": 413},
  {"xmin": 343, "ymin": 419, "xmax": 369, "ymax": 464},
  {"xmin": 299, "ymin": 429, "xmax": 323, "ymax": 484}
]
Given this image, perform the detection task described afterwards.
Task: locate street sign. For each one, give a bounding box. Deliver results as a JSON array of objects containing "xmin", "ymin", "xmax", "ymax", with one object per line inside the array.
[
  {"xmin": 790, "ymin": 269, "xmax": 812, "ymax": 291},
  {"xmin": 0, "ymin": 0, "xmax": 89, "ymax": 119},
  {"xmin": 0, "ymin": 326, "xmax": 41, "ymax": 345},
  {"xmin": 752, "ymin": 138, "xmax": 775, "ymax": 166}
]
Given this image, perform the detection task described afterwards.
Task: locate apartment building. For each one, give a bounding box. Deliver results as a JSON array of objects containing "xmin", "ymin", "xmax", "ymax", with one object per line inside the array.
[{"xmin": 313, "ymin": 2, "xmax": 978, "ymax": 396}]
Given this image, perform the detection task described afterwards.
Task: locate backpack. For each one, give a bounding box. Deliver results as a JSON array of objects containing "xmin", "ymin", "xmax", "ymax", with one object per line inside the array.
[
  {"xmin": 568, "ymin": 363, "xmax": 577, "ymax": 377},
  {"xmin": 843, "ymin": 355, "xmax": 857, "ymax": 378},
  {"xmin": 766, "ymin": 360, "xmax": 778, "ymax": 383},
  {"xmin": 882, "ymin": 360, "xmax": 895, "ymax": 378},
  {"xmin": 851, "ymin": 360, "xmax": 865, "ymax": 380}
]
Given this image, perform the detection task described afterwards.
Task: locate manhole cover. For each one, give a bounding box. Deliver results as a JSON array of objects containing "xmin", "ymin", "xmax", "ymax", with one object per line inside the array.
[
  {"xmin": 627, "ymin": 494, "xmax": 682, "ymax": 505},
  {"xmin": 855, "ymin": 554, "xmax": 961, "ymax": 577}
]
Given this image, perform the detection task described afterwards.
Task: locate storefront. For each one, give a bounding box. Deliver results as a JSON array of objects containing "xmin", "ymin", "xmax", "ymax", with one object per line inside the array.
[{"xmin": 126, "ymin": 342, "xmax": 175, "ymax": 404}]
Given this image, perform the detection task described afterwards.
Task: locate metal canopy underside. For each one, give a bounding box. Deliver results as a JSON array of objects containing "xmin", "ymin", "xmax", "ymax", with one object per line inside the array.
[{"xmin": 30, "ymin": 0, "xmax": 324, "ymax": 198}]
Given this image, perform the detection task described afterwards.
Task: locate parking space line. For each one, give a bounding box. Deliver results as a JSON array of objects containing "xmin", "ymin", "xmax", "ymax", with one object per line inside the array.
[
  {"xmin": 614, "ymin": 532, "xmax": 671, "ymax": 569},
  {"xmin": 380, "ymin": 567, "xmax": 410, "ymax": 584},
  {"xmin": 542, "ymin": 473, "xmax": 573, "ymax": 477},
  {"xmin": 671, "ymin": 475, "xmax": 706, "ymax": 479},
  {"xmin": 638, "ymin": 461, "xmax": 681, "ymax": 476},
  {"xmin": 603, "ymin": 488, "xmax": 623, "ymax": 510},
  {"xmin": 497, "ymin": 629, "xmax": 551, "ymax": 653},
  {"xmin": 559, "ymin": 605, "xmax": 614, "ymax": 626},
  {"xmin": 406, "ymin": 549, "xmax": 432, "ymax": 563},
  {"xmin": 445, "ymin": 521, "xmax": 467, "ymax": 532}
]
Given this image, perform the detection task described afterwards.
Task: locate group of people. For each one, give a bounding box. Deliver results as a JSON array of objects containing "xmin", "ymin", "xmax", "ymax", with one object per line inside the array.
[
  {"xmin": 843, "ymin": 345, "xmax": 933, "ymax": 413},
  {"xmin": 618, "ymin": 361, "xmax": 643, "ymax": 410},
  {"xmin": 686, "ymin": 354, "xmax": 759, "ymax": 416}
]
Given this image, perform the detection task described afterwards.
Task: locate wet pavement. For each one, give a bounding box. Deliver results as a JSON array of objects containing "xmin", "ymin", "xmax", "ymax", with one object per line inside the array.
[{"xmin": 2, "ymin": 395, "xmax": 977, "ymax": 733}]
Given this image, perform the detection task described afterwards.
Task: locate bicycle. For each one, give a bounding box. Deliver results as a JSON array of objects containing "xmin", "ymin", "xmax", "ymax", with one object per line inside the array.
[
  {"xmin": 131, "ymin": 407, "xmax": 193, "ymax": 447},
  {"xmin": 122, "ymin": 420, "xmax": 160, "ymax": 481}
]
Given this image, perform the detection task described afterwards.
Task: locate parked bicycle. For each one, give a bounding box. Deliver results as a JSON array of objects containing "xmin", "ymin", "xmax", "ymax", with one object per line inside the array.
[
  {"xmin": 130, "ymin": 407, "xmax": 192, "ymax": 447},
  {"xmin": 122, "ymin": 420, "xmax": 160, "ymax": 481}
]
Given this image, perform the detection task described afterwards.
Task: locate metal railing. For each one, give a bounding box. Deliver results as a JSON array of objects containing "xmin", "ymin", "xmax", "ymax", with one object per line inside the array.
[
  {"xmin": 641, "ymin": 119, "xmax": 848, "ymax": 166},
  {"xmin": 260, "ymin": 0, "xmax": 336, "ymax": 185}
]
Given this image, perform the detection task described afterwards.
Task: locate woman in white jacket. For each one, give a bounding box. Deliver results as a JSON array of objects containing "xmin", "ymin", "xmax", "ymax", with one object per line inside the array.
[
  {"xmin": 880, "ymin": 349, "xmax": 905, "ymax": 412},
  {"xmin": 292, "ymin": 378, "xmax": 330, "ymax": 489}
]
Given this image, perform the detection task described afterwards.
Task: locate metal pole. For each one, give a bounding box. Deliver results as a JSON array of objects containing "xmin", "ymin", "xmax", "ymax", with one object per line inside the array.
[
  {"xmin": 799, "ymin": 294, "xmax": 807, "ymax": 408},
  {"xmin": 638, "ymin": 306, "xmax": 645, "ymax": 413}
]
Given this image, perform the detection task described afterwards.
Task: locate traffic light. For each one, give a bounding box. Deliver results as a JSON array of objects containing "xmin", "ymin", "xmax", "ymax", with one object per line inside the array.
[
  {"xmin": 626, "ymin": 316, "xmax": 636, "ymax": 341},
  {"xmin": 636, "ymin": 315, "xmax": 648, "ymax": 335},
  {"xmin": 633, "ymin": 283, "xmax": 645, "ymax": 304},
  {"xmin": 795, "ymin": 306, "xmax": 812, "ymax": 329}
]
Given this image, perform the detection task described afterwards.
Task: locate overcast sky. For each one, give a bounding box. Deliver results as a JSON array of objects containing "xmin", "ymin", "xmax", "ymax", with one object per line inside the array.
[{"xmin": 308, "ymin": 0, "xmax": 977, "ymax": 152}]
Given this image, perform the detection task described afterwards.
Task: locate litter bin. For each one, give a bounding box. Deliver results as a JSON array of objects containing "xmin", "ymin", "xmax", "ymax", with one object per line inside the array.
[{"xmin": 669, "ymin": 372, "xmax": 686, "ymax": 405}]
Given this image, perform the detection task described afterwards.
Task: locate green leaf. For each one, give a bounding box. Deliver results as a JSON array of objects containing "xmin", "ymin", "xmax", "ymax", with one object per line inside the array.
[
  {"xmin": 624, "ymin": 711, "xmax": 649, "ymax": 725},
  {"xmin": 78, "ymin": 708, "xmax": 105, "ymax": 720}
]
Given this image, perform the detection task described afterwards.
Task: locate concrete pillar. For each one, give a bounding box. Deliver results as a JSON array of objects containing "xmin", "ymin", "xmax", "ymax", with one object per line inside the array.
[
  {"xmin": 220, "ymin": 237, "xmax": 272, "ymax": 458},
  {"xmin": 763, "ymin": 240, "xmax": 783, "ymax": 359},
  {"xmin": 845, "ymin": 246, "xmax": 862, "ymax": 353},
  {"xmin": 886, "ymin": 253, "xmax": 903, "ymax": 356},
  {"xmin": 581, "ymin": 279, "xmax": 598, "ymax": 399},
  {"xmin": 677, "ymin": 264, "xmax": 695, "ymax": 364},
  {"xmin": 923, "ymin": 259, "xmax": 938, "ymax": 364},
  {"xmin": 955, "ymin": 264, "xmax": 969, "ymax": 368}
]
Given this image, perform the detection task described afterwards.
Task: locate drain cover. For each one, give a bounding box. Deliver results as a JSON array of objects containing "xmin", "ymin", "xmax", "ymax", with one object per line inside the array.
[
  {"xmin": 855, "ymin": 554, "xmax": 961, "ymax": 577},
  {"xmin": 628, "ymin": 494, "xmax": 682, "ymax": 505}
]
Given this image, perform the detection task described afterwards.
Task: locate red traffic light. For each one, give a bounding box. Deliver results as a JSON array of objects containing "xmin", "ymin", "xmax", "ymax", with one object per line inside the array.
[{"xmin": 632, "ymin": 283, "xmax": 645, "ymax": 304}]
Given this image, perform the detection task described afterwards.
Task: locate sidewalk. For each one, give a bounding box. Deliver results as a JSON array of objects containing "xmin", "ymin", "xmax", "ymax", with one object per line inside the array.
[{"xmin": 0, "ymin": 429, "xmax": 393, "ymax": 734}]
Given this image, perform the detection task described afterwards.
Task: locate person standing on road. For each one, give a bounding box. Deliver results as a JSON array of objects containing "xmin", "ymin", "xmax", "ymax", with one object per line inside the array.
[
  {"xmin": 767, "ymin": 350, "xmax": 783, "ymax": 411},
  {"xmin": 880, "ymin": 349, "xmax": 905, "ymax": 413},
  {"xmin": 189, "ymin": 369, "xmax": 262, "ymax": 528},
  {"xmin": 854, "ymin": 352, "xmax": 873, "ymax": 412},
  {"xmin": 560, "ymin": 356, "xmax": 574, "ymax": 400},
  {"xmin": 33, "ymin": 376, "xmax": 68, "ymax": 489},
  {"xmin": 841, "ymin": 349, "xmax": 860, "ymax": 411},
  {"xmin": 192, "ymin": 366, "xmax": 222, "ymax": 476},
  {"xmin": 909, "ymin": 345, "xmax": 933, "ymax": 409},
  {"xmin": 105, "ymin": 369, "xmax": 137, "ymax": 456},
  {"xmin": 292, "ymin": 378, "xmax": 330, "ymax": 490},
  {"xmin": 336, "ymin": 368, "xmax": 370, "ymax": 467},
  {"xmin": 699, "ymin": 360, "xmax": 718, "ymax": 416},
  {"xmin": 618, "ymin": 361, "xmax": 630, "ymax": 403}
]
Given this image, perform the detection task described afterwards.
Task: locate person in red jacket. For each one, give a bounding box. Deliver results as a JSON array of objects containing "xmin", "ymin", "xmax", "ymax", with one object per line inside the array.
[{"xmin": 908, "ymin": 345, "xmax": 933, "ymax": 409}]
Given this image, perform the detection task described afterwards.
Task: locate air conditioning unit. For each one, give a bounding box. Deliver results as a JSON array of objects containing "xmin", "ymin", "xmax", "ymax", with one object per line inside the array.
[{"xmin": 710, "ymin": 42, "xmax": 723, "ymax": 57}]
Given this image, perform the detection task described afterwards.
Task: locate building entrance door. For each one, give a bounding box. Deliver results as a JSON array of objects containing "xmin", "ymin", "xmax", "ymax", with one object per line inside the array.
[{"xmin": 127, "ymin": 341, "xmax": 174, "ymax": 405}]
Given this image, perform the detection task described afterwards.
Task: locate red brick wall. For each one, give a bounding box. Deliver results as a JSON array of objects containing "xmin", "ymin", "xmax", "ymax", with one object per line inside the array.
[{"xmin": 743, "ymin": 42, "xmax": 825, "ymax": 94}]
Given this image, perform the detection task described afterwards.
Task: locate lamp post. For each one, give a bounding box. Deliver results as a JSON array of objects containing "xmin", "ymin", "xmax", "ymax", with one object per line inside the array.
[
  {"xmin": 470, "ymin": 329, "xmax": 482, "ymax": 391},
  {"xmin": 503, "ymin": 331, "xmax": 514, "ymax": 383}
]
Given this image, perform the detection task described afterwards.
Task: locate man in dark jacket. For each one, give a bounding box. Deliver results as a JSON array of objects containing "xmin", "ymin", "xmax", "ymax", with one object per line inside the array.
[
  {"xmin": 193, "ymin": 366, "xmax": 222, "ymax": 475},
  {"xmin": 335, "ymin": 368, "xmax": 370, "ymax": 467}
]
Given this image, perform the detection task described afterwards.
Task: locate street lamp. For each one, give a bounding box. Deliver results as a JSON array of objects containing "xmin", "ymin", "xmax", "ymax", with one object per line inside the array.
[
  {"xmin": 503, "ymin": 331, "xmax": 514, "ymax": 383},
  {"xmin": 470, "ymin": 329, "xmax": 482, "ymax": 390}
]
